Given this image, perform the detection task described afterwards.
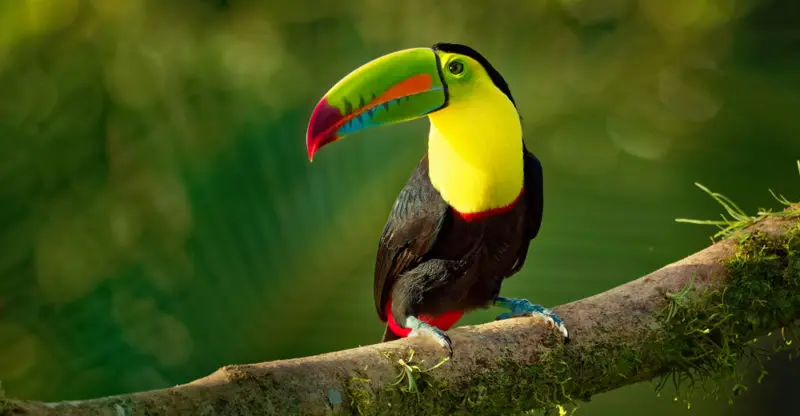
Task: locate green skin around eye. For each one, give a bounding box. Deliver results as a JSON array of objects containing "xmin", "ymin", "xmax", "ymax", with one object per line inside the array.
[{"xmin": 441, "ymin": 61, "xmax": 474, "ymax": 100}]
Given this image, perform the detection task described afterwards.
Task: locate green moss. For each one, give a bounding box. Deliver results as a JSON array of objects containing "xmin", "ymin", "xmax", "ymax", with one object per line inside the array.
[
  {"xmin": 342, "ymin": 223, "xmax": 800, "ymax": 415},
  {"xmin": 344, "ymin": 339, "xmax": 656, "ymax": 415},
  {"xmin": 653, "ymin": 223, "xmax": 800, "ymax": 407}
]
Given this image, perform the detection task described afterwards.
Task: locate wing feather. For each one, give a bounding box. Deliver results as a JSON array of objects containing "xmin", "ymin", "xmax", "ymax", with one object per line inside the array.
[
  {"xmin": 373, "ymin": 158, "xmax": 450, "ymax": 321},
  {"xmin": 523, "ymin": 147, "xmax": 544, "ymax": 240}
]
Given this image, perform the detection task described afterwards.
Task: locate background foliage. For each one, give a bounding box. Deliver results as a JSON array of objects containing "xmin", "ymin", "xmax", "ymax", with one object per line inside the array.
[{"xmin": 0, "ymin": 0, "xmax": 798, "ymax": 414}]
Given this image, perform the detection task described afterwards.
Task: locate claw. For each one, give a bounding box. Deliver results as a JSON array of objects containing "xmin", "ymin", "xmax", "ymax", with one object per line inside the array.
[
  {"xmin": 405, "ymin": 316, "xmax": 454, "ymax": 358},
  {"xmin": 494, "ymin": 297, "xmax": 570, "ymax": 341}
]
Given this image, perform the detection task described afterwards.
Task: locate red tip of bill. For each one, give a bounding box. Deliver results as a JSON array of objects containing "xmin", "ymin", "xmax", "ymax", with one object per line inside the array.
[{"xmin": 306, "ymin": 97, "xmax": 343, "ymax": 161}]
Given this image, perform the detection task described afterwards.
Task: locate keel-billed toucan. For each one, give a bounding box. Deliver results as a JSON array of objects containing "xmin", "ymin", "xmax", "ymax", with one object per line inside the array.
[{"xmin": 305, "ymin": 43, "xmax": 569, "ymax": 356}]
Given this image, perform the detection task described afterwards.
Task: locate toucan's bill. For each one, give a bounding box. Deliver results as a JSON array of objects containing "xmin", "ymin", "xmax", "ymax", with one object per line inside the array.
[{"xmin": 306, "ymin": 48, "xmax": 448, "ymax": 161}]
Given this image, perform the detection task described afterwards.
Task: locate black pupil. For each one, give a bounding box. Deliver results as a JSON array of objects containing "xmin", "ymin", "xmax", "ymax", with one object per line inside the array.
[{"xmin": 449, "ymin": 61, "xmax": 463, "ymax": 74}]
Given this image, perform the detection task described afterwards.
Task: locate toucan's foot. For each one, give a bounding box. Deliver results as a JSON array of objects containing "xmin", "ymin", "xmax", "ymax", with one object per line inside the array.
[
  {"xmin": 405, "ymin": 316, "xmax": 453, "ymax": 358},
  {"xmin": 494, "ymin": 297, "xmax": 569, "ymax": 340}
]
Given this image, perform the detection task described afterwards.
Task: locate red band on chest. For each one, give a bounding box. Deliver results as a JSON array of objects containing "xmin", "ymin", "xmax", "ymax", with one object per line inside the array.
[
  {"xmin": 385, "ymin": 299, "xmax": 464, "ymax": 338},
  {"xmin": 454, "ymin": 187, "xmax": 525, "ymax": 222}
]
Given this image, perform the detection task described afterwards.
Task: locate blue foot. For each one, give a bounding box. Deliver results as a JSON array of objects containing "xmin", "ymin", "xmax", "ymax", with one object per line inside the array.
[
  {"xmin": 493, "ymin": 297, "xmax": 569, "ymax": 339},
  {"xmin": 405, "ymin": 316, "xmax": 454, "ymax": 358}
]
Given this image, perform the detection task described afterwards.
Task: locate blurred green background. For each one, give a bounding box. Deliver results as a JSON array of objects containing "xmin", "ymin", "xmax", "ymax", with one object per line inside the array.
[{"xmin": 0, "ymin": 0, "xmax": 798, "ymax": 414}]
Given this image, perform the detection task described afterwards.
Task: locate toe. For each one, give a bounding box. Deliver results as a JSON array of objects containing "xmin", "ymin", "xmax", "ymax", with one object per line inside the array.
[
  {"xmin": 408, "ymin": 322, "xmax": 454, "ymax": 357},
  {"xmin": 436, "ymin": 332, "xmax": 452, "ymax": 348},
  {"xmin": 495, "ymin": 312, "xmax": 512, "ymax": 321},
  {"xmin": 558, "ymin": 324, "xmax": 569, "ymax": 340},
  {"xmin": 440, "ymin": 334, "xmax": 454, "ymax": 358}
]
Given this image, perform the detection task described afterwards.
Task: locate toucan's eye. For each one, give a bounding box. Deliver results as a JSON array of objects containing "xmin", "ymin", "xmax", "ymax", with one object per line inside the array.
[{"xmin": 448, "ymin": 61, "xmax": 464, "ymax": 75}]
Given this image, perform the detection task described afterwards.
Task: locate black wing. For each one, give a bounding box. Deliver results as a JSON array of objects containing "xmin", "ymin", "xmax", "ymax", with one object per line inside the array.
[
  {"xmin": 373, "ymin": 157, "xmax": 450, "ymax": 321},
  {"xmin": 523, "ymin": 146, "xmax": 544, "ymax": 240},
  {"xmin": 504, "ymin": 146, "xmax": 544, "ymax": 276}
]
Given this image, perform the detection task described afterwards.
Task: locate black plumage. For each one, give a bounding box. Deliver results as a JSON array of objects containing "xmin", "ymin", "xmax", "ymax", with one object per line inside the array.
[{"xmin": 375, "ymin": 148, "xmax": 543, "ymax": 342}]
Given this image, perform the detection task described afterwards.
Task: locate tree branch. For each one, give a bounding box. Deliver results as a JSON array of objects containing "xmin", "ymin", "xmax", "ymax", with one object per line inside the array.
[{"xmin": 4, "ymin": 211, "xmax": 799, "ymax": 416}]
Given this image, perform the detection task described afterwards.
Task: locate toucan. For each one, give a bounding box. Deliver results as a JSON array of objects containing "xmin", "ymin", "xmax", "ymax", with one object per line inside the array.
[{"xmin": 305, "ymin": 43, "xmax": 569, "ymax": 356}]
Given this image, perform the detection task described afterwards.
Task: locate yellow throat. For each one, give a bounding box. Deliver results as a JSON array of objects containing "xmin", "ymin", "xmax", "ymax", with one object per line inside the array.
[{"xmin": 427, "ymin": 86, "xmax": 524, "ymax": 214}]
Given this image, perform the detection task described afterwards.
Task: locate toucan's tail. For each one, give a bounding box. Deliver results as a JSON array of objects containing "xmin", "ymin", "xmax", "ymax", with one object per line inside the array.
[{"xmin": 382, "ymin": 325, "xmax": 401, "ymax": 342}]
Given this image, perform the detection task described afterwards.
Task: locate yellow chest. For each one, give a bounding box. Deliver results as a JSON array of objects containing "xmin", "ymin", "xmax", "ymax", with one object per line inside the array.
[{"xmin": 426, "ymin": 94, "xmax": 524, "ymax": 214}]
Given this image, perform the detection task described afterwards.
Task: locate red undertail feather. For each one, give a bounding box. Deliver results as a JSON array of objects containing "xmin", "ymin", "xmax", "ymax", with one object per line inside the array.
[{"xmin": 385, "ymin": 299, "xmax": 465, "ymax": 338}]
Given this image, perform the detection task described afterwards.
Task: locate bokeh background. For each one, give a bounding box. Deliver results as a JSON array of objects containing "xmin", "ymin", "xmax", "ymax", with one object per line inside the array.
[{"xmin": 0, "ymin": 0, "xmax": 798, "ymax": 414}]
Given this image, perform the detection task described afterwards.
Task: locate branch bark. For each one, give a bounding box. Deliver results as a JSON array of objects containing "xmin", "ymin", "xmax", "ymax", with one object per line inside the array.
[{"xmin": 4, "ymin": 212, "xmax": 800, "ymax": 416}]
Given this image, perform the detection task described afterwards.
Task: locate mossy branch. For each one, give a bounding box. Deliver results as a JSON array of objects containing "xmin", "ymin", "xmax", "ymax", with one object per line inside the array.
[{"xmin": 4, "ymin": 207, "xmax": 800, "ymax": 415}]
